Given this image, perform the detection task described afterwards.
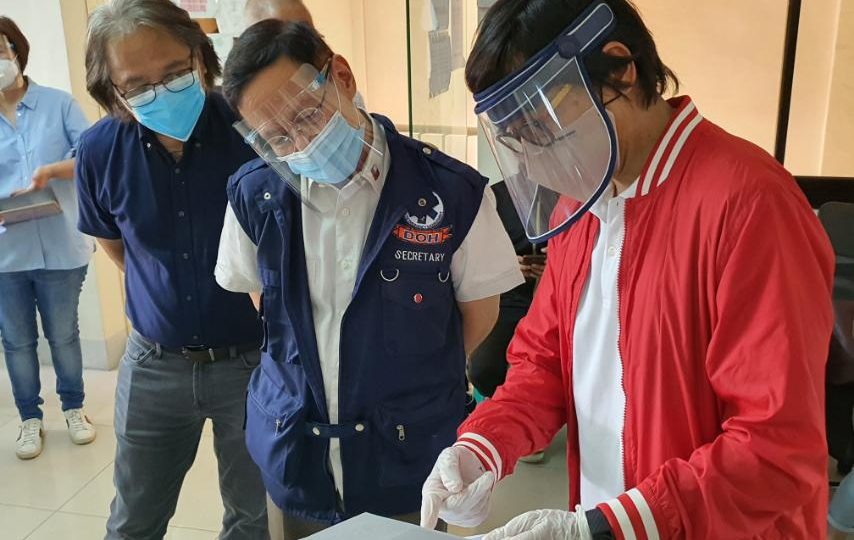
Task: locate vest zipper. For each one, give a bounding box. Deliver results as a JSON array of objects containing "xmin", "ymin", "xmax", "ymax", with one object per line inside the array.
[
  {"xmin": 397, "ymin": 424, "xmax": 406, "ymax": 441},
  {"xmin": 274, "ymin": 418, "xmax": 282, "ymax": 435}
]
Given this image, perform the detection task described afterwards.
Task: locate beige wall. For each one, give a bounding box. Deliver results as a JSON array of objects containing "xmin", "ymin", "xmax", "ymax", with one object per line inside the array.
[
  {"xmin": 305, "ymin": 0, "xmax": 853, "ymax": 177},
  {"xmin": 636, "ymin": 0, "xmax": 854, "ymax": 177},
  {"xmin": 821, "ymin": 0, "xmax": 854, "ymax": 177},
  {"xmin": 787, "ymin": 0, "xmax": 841, "ymax": 175},
  {"xmin": 634, "ymin": 1, "xmax": 787, "ymax": 155}
]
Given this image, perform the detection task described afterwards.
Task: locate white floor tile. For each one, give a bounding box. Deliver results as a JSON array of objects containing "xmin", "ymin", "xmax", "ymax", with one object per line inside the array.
[
  {"xmin": 0, "ymin": 503, "xmax": 53, "ymax": 540},
  {"xmin": 26, "ymin": 511, "xmax": 107, "ymax": 540},
  {"xmin": 22, "ymin": 510, "xmax": 219, "ymax": 540},
  {"xmin": 0, "ymin": 418, "xmax": 115, "ymax": 510},
  {"xmin": 164, "ymin": 527, "xmax": 219, "ymax": 540},
  {"xmin": 58, "ymin": 462, "xmax": 114, "ymax": 517}
]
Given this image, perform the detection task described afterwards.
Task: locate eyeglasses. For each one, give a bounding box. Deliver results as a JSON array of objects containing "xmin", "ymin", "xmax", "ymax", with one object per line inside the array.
[
  {"xmin": 114, "ymin": 57, "xmax": 197, "ymax": 108},
  {"xmin": 248, "ymin": 62, "xmax": 333, "ymax": 159},
  {"xmin": 496, "ymin": 120, "xmax": 559, "ymax": 153},
  {"xmin": 494, "ymin": 84, "xmax": 594, "ymax": 154}
]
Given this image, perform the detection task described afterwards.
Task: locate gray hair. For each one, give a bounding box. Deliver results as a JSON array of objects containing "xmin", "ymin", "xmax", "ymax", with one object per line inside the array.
[{"xmin": 85, "ymin": 0, "xmax": 221, "ymax": 120}]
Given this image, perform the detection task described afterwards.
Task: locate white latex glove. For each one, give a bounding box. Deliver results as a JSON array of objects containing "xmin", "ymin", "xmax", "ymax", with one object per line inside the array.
[
  {"xmin": 483, "ymin": 507, "xmax": 592, "ymax": 540},
  {"xmin": 420, "ymin": 445, "xmax": 496, "ymax": 529}
]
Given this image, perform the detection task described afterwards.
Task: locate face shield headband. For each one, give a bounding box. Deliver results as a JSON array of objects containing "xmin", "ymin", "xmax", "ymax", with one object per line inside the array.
[{"xmin": 473, "ymin": 1, "xmax": 619, "ymax": 242}]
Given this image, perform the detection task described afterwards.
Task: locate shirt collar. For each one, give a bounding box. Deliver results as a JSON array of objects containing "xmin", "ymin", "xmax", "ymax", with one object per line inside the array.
[
  {"xmin": 18, "ymin": 78, "xmax": 39, "ymax": 110},
  {"xmin": 589, "ymin": 178, "xmax": 638, "ymax": 220}
]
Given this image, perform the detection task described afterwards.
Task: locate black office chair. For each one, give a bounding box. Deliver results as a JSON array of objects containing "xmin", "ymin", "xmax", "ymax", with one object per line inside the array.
[{"xmin": 819, "ymin": 202, "xmax": 854, "ymax": 475}]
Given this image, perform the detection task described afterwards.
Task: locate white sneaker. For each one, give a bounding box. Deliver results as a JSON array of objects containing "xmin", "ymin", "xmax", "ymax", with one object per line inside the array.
[
  {"xmin": 64, "ymin": 408, "xmax": 96, "ymax": 445},
  {"xmin": 16, "ymin": 418, "xmax": 44, "ymax": 460}
]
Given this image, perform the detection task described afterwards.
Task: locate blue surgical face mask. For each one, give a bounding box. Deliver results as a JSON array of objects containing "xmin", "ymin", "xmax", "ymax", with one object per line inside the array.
[
  {"xmin": 131, "ymin": 77, "xmax": 206, "ymax": 142},
  {"xmin": 282, "ymin": 111, "xmax": 365, "ymax": 184}
]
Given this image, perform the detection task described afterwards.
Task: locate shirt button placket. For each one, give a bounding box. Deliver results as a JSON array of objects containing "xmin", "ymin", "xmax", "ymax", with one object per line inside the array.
[{"xmin": 174, "ymin": 164, "xmax": 200, "ymax": 341}]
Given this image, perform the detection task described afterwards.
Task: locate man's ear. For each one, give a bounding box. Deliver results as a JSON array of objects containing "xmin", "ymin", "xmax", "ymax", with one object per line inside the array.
[
  {"xmin": 328, "ymin": 54, "xmax": 357, "ymax": 98},
  {"xmin": 601, "ymin": 41, "xmax": 637, "ymax": 93}
]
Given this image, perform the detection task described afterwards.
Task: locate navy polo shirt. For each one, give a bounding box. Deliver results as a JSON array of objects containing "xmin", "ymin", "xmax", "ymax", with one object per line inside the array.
[{"xmin": 76, "ymin": 93, "xmax": 261, "ymax": 348}]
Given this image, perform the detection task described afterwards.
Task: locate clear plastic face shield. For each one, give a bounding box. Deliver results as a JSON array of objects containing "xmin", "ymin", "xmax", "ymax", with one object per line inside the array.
[
  {"xmin": 474, "ymin": 2, "xmax": 618, "ymax": 242},
  {"xmin": 234, "ymin": 59, "xmax": 379, "ymax": 207}
]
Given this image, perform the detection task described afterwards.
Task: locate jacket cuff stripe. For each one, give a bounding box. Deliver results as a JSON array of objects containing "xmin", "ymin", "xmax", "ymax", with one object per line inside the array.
[
  {"xmin": 602, "ymin": 499, "xmax": 638, "ymax": 540},
  {"xmin": 597, "ymin": 502, "xmax": 627, "ymax": 540},
  {"xmin": 599, "ymin": 489, "xmax": 660, "ymax": 540},
  {"xmin": 627, "ymin": 488, "xmax": 660, "ymax": 540},
  {"xmin": 457, "ymin": 432, "xmax": 503, "ymax": 479},
  {"xmin": 617, "ymin": 493, "xmax": 648, "ymax": 540},
  {"xmin": 454, "ymin": 440, "xmax": 493, "ymax": 476}
]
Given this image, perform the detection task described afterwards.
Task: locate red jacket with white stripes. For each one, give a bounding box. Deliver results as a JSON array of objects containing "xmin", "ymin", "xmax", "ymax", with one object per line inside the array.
[{"xmin": 457, "ymin": 97, "xmax": 835, "ymax": 539}]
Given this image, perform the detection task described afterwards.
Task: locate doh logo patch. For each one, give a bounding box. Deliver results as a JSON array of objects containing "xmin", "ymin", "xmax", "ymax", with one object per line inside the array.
[
  {"xmin": 392, "ymin": 225, "xmax": 453, "ymax": 246},
  {"xmin": 404, "ymin": 192, "xmax": 445, "ymax": 230}
]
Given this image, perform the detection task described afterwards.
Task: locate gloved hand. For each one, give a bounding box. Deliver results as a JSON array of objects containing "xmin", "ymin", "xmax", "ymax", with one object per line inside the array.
[
  {"xmin": 483, "ymin": 507, "xmax": 592, "ymax": 540},
  {"xmin": 420, "ymin": 445, "xmax": 496, "ymax": 529}
]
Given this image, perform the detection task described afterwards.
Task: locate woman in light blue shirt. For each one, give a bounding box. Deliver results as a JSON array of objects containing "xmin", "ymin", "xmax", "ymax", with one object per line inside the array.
[{"xmin": 0, "ymin": 17, "xmax": 96, "ymax": 460}]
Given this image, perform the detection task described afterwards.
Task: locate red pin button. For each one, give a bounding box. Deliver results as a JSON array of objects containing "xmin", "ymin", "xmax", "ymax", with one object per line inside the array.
[{"xmin": 413, "ymin": 293, "xmax": 423, "ymax": 304}]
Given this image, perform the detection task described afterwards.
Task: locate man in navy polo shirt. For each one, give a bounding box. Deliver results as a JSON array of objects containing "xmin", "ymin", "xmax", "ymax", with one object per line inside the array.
[{"xmin": 75, "ymin": 1, "xmax": 267, "ymax": 539}]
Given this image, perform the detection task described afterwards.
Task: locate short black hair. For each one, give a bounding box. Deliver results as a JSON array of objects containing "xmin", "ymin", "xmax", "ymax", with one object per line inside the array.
[
  {"xmin": 223, "ymin": 20, "xmax": 332, "ymax": 112},
  {"xmin": 466, "ymin": 0, "xmax": 677, "ymax": 107}
]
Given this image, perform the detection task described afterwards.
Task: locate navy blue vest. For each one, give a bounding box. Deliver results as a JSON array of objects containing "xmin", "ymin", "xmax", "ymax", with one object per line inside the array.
[{"xmin": 227, "ymin": 115, "xmax": 486, "ymax": 523}]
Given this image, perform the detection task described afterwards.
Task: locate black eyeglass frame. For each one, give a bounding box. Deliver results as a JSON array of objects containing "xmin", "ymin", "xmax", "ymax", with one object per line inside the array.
[{"xmin": 113, "ymin": 55, "xmax": 197, "ymax": 108}]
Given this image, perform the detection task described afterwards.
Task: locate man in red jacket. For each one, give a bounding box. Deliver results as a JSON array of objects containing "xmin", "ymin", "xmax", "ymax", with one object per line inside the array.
[{"xmin": 420, "ymin": 1, "xmax": 835, "ymax": 539}]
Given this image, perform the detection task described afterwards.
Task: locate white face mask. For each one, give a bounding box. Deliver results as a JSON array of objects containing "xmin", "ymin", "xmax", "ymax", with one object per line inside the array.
[{"xmin": 0, "ymin": 58, "xmax": 20, "ymax": 91}]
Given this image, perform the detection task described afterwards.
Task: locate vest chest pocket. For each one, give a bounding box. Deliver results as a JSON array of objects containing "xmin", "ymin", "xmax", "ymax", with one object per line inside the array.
[{"xmin": 380, "ymin": 269, "xmax": 454, "ymax": 357}]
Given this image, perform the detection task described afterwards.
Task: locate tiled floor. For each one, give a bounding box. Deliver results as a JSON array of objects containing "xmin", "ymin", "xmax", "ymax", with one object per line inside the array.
[{"xmin": 0, "ymin": 364, "xmax": 568, "ymax": 539}]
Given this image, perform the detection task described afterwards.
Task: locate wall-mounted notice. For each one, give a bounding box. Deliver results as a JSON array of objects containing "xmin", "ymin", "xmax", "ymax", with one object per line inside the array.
[
  {"xmin": 179, "ymin": 0, "xmax": 208, "ymax": 13},
  {"xmin": 450, "ymin": 0, "xmax": 465, "ymax": 69},
  {"xmin": 428, "ymin": 29, "xmax": 453, "ymax": 98},
  {"xmin": 427, "ymin": 0, "xmax": 451, "ymax": 31},
  {"xmin": 212, "ymin": 0, "xmax": 246, "ymax": 35}
]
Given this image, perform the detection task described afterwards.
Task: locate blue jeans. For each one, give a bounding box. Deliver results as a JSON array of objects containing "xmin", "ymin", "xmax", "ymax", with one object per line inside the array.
[
  {"xmin": 106, "ymin": 331, "xmax": 268, "ymax": 540},
  {"xmin": 0, "ymin": 266, "xmax": 88, "ymax": 420},
  {"xmin": 831, "ymin": 470, "xmax": 854, "ymax": 533}
]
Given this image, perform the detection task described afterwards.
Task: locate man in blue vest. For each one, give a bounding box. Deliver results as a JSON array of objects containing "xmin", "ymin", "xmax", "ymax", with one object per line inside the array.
[{"xmin": 214, "ymin": 20, "xmax": 524, "ymax": 539}]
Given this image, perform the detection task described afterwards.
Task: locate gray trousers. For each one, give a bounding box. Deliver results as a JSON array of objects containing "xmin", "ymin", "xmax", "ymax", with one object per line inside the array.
[
  {"xmin": 267, "ymin": 495, "xmax": 447, "ymax": 539},
  {"xmin": 105, "ymin": 331, "xmax": 268, "ymax": 540}
]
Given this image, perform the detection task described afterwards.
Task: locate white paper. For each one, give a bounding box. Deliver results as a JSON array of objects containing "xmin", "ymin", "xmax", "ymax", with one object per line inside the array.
[
  {"xmin": 428, "ymin": 0, "xmax": 451, "ymax": 31},
  {"xmin": 212, "ymin": 0, "xmax": 247, "ymax": 35},
  {"xmin": 179, "ymin": 0, "xmax": 208, "ymax": 14},
  {"xmin": 428, "ymin": 30, "xmax": 453, "ymax": 98},
  {"xmin": 450, "ymin": 0, "xmax": 465, "ymax": 69},
  {"xmin": 306, "ymin": 513, "xmax": 459, "ymax": 539}
]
